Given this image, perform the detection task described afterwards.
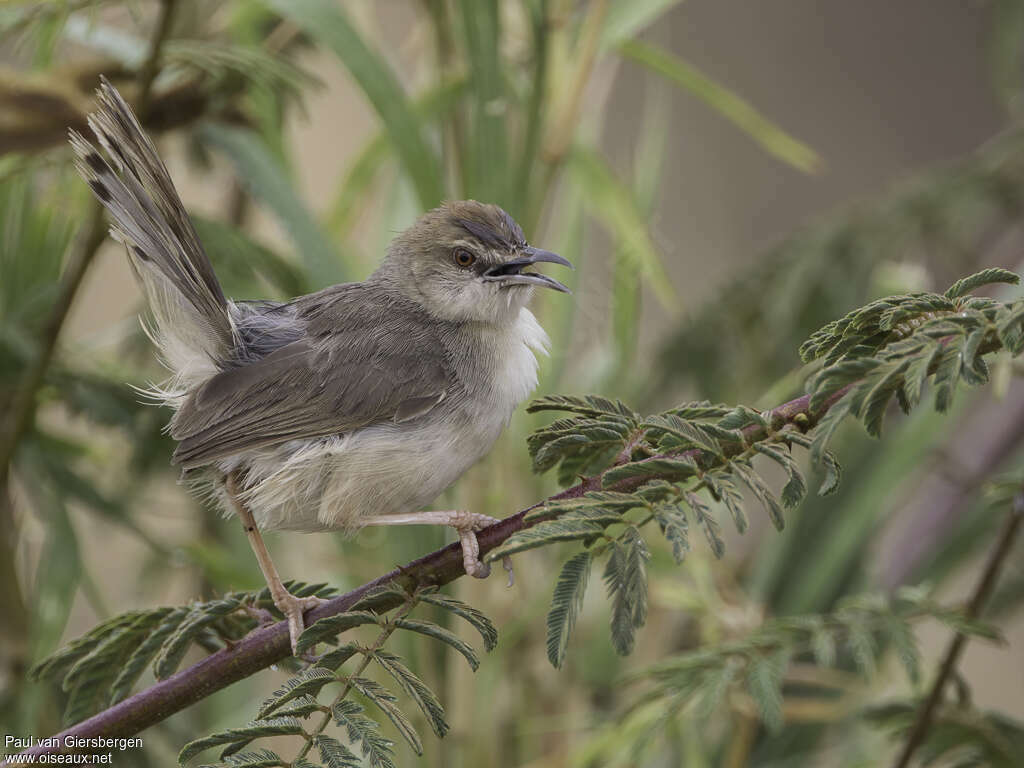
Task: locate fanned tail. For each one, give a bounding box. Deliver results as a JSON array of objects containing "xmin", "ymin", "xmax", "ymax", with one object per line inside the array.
[{"xmin": 70, "ymin": 76, "xmax": 234, "ymax": 403}]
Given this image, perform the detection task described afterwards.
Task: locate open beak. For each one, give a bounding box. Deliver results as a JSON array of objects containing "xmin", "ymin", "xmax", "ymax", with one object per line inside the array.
[{"xmin": 483, "ymin": 247, "xmax": 573, "ymax": 293}]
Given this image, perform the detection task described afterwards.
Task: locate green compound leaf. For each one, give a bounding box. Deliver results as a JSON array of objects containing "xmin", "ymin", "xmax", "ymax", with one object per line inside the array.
[
  {"xmin": 704, "ymin": 470, "xmax": 748, "ymax": 533},
  {"xmin": 604, "ymin": 528, "xmax": 649, "ymax": 656},
  {"xmin": 295, "ymin": 611, "xmax": 380, "ymax": 656},
  {"xmin": 348, "ymin": 677, "xmax": 422, "ymax": 755},
  {"xmin": 944, "ymin": 268, "xmax": 1019, "ymax": 299},
  {"xmin": 332, "ymin": 700, "xmax": 396, "ymax": 768},
  {"xmin": 818, "ymin": 451, "xmax": 842, "ymax": 496},
  {"xmin": 257, "ymin": 667, "xmax": 339, "ymax": 720},
  {"xmin": 683, "ymin": 491, "xmax": 724, "ymax": 559},
  {"xmin": 527, "ymin": 394, "xmax": 638, "ymax": 419},
  {"xmin": 418, "ymin": 592, "xmax": 498, "ymax": 652},
  {"xmin": 641, "ymin": 413, "xmax": 723, "ymax": 455},
  {"xmin": 313, "ymin": 735, "xmax": 361, "ymax": 768},
  {"xmin": 753, "ymin": 443, "xmax": 807, "ymax": 509},
  {"xmin": 653, "ymin": 502, "xmax": 690, "ymax": 564},
  {"xmin": 178, "ymin": 718, "xmax": 305, "ymax": 765},
  {"xmin": 731, "ymin": 460, "xmax": 786, "ymax": 531},
  {"xmin": 602, "ymin": 457, "xmax": 699, "ymax": 487},
  {"xmin": 486, "ymin": 518, "xmax": 606, "ymax": 560},
  {"xmin": 391, "ymin": 618, "xmax": 480, "ymax": 671},
  {"xmin": 202, "ymin": 747, "xmax": 287, "ymax": 767},
  {"xmin": 746, "ymin": 651, "xmax": 788, "ymax": 731},
  {"xmin": 315, "ymin": 643, "xmax": 362, "ymax": 672},
  {"xmin": 546, "ymin": 550, "xmax": 594, "ymax": 668},
  {"xmin": 372, "ymin": 650, "xmax": 448, "ymax": 738}
]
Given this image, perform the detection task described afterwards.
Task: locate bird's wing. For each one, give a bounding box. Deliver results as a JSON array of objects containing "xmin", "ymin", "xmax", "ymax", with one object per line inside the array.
[{"xmin": 169, "ymin": 288, "xmax": 452, "ymax": 469}]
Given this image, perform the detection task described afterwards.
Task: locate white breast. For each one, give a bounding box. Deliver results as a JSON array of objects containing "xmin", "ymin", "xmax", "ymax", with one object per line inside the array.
[{"xmin": 473, "ymin": 308, "xmax": 549, "ymax": 418}]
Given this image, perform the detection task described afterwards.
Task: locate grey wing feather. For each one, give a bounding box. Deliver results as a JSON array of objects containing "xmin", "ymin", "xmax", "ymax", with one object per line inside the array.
[{"xmin": 171, "ymin": 286, "xmax": 453, "ymax": 468}]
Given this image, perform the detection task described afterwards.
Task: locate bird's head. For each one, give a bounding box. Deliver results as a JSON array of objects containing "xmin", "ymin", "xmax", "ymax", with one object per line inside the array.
[{"xmin": 377, "ymin": 200, "xmax": 572, "ymax": 324}]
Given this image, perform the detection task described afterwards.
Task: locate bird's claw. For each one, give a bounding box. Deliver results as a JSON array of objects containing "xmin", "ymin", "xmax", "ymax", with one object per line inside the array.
[
  {"xmin": 273, "ymin": 591, "xmax": 327, "ymax": 657},
  {"xmin": 451, "ymin": 512, "xmax": 514, "ymax": 585}
]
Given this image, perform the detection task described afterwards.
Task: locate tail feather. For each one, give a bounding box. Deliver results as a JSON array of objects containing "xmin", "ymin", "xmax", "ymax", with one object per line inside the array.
[{"xmin": 71, "ymin": 77, "xmax": 234, "ymax": 400}]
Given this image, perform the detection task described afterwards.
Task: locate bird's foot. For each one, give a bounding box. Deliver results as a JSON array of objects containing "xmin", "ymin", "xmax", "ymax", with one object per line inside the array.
[
  {"xmin": 362, "ymin": 509, "xmax": 514, "ymax": 585},
  {"xmin": 271, "ymin": 590, "xmax": 328, "ymax": 657},
  {"xmin": 448, "ymin": 511, "xmax": 514, "ymax": 585}
]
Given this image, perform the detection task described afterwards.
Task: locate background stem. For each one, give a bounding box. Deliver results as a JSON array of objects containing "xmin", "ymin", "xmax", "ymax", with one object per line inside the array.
[{"xmin": 891, "ymin": 489, "xmax": 1024, "ymax": 768}]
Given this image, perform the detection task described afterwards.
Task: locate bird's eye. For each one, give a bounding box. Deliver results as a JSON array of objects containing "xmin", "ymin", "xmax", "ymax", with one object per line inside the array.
[{"xmin": 453, "ymin": 249, "xmax": 476, "ymax": 268}]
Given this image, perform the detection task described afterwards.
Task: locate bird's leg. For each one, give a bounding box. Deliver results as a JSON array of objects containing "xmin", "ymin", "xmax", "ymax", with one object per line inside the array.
[
  {"xmin": 364, "ymin": 511, "xmax": 514, "ymax": 585},
  {"xmin": 224, "ymin": 473, "xmax": 325, "ymax": 655}
]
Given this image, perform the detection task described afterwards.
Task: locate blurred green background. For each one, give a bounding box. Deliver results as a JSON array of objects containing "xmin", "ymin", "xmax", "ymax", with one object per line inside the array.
[{"xmin": 2, "ymin": 1, "xmax": 1024, "ymax": 765}]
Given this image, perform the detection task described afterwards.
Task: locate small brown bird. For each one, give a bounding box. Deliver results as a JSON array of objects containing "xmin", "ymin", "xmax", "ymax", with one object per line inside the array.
[{"xmin": 71, "ymin": 79, "xmax": 572, "ymax": 654}]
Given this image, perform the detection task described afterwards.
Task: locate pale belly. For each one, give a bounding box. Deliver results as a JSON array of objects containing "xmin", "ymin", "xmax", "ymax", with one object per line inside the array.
[{"xmin": 221, "ymin": 410, "xmax": 508, "ymax": 533}]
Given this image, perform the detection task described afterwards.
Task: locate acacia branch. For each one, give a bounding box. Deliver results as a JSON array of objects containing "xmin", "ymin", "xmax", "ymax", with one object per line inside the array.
[{"xmin": 7, "ymin": 388, "xmax": 838, "ymax": 763}]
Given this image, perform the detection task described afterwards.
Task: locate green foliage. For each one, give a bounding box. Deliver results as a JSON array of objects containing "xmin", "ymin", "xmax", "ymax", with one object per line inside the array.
[
  {"xmin": 457, "ymin": 0, "xmax": 507, "ymax": 203},
  {"xmin": 311, "ymin": 735, "xmax": 361, "ymax": 768},
  {"xmin": 180, "ymin": 719, "xmax": 305, "ymax": 765},
  {"xmin": 371, "ymin": 650, "xmax": 447, "ymax": 739},
  {"xmin": 510, "ymin": 270, "xmax": 1024, "ymax": 671},
  {"xmin": 526, "ymin": 395, "xmax": 639, "ymax": 484},
  {"xmin": 866, "ymin": 702, "xmax": 1024, "ymax": 768},
  {"xmin": 604, "ymin": 527, "xmax": 650, "ymax": 656},
  {"xmin": 568, "ymin": 146, "xmax": 675, "ymax": 307},
  {"xmin": 163, "ymin": 39, "xmax": 318, "ymax": 101},
  {"xmin": 264, "ymin": 0, "xmax": 443, "ymax": 210},
  {"xmin": 653, "ymin": 499, "xmax": 690, "ymax": 563},
  {"xmin": 486, "ymin": 516, "xmax": 607, "ymax": 559},
  {"xmin": 630, "ymin": 588, "xmax": 999, "ymax": 732},
  {"xmin": 294, "ymin": 612, "xmax": 380, "ymax": 656},
  {"xmin": 800, "ymin": 269, "xmax": 1020, "ymax": 364},
  {"xmin": 546, "ymin": 550, "xmax": 593, "ymax": 669},
  {"xmin": 417, "ymin": 592, "xmax": 498, "ymax": 652},
  {"xmin": 31, "ymin": 583, "xmax": 335, "ymax": 725},
  {"xmin": 618, "ymin": 39, "xmax": 820, "ymax": 173},
  {"xmin": 348, "ymin": 675, "xmax": 422, "ymax": 756},
  {"xmin": 746, "ymin": 650, "xmax": 789, "ymax": 731},
  {"xmin": 258, "ymin": 668, "xmax": 339, "ymax": 719},
  {"xmin": 200, "ymin": 747, "xmax": 288, "ymax": 767},
  {"xmin": 170, "ymin": 585, "xmax": 494, "ymax": 766},
  {"xmin": 197, "ymin": 124, "xmax": 347, "ymax": 288},
  {"xmin": 803, "ymin": 271, "xmax": 1024, "ymax": 462},
  {"xmin": 191, "ymin": 216, "xmax": 309, "ymax": 299},
  {"xmin": 389, "ymin": 619, "xmax": 480, "ymax": 672},
  {"xmin": 0, "ymin": 164, "xmax": 73, "ymax": 336},
  {"xmin": 945, "ymin": 267, "xmax": 1022, "ymax": 299},
  {"xmin": 332, "ymin": 700, "xmax": 396, "ymax": 768},
  {"xmin": 510, "ymin": 397, "xmax": 817, "ymax": 660}
]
